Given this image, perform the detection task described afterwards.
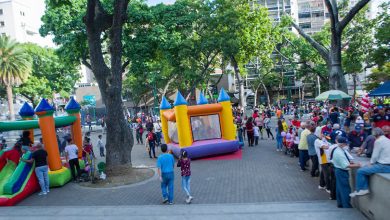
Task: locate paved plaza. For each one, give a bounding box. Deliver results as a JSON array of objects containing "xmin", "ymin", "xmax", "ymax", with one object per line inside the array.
[{"xmin": 19, "ymin": 137, "xmax": 330, "ymax": 206}]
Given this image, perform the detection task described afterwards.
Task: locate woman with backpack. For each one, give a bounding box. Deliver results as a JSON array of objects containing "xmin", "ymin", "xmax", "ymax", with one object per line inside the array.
[
  {"xmin": 136, "ymin": 122, "xmax": 144, "ymax": 144},
  {"xmin": 146, "ymin": 130, "xmax": 157, "ymax": 158}
]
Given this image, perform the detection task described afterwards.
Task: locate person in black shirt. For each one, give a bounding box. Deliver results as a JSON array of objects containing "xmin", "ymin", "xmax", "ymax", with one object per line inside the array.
[{"xmin": 21, "ymin": 143, "xmax": 50, "ymax": 195}]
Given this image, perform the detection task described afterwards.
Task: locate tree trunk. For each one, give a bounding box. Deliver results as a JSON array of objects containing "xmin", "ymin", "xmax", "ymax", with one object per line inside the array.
[
  {"xmin": 84, "ymin": 0, "xmax": 133, "ymax": 174},
  {"xmin": 260, "ymin": 81, "xmax": 271, "ymax": 108},
  {"xmin": 352, "ymin": 73, "xmax": 357, "ymax": 104},
  {"xmin": 231, "ymin": 56, "xmax": 246, "ymax": 108},
  {"xmin": 329, "ymin": 33, "xmax": 348, "ymax": 92},
  {"xmin": 6, "ymin": 85, "xmax": 15, "ymax": 121},
  {"xmin": 253, "ymin": 88, "xmax": 258, "ymax": 107}
]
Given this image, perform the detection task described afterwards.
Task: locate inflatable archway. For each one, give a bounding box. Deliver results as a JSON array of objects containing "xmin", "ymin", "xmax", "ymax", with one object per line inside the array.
[{"xmin": 0, "ymin": 97, "xmax": 83, "ymax": 206}]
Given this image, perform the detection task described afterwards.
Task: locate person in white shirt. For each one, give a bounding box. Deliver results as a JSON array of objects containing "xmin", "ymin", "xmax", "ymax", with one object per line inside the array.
[
  {"xmin": 314, "ymin": 133, "xmax": 332, "ymax": 194},
  {"xmin": 350, "ymin": 128, "xmax": 390, "ymax": 197},
  {"xmin": 65, "ymin": 138, "xmax": 81, "ymax": 182},
  {"xmin": 97, "ymin": 134, "xmax": 105, "ymax": 157},
  {"xmin": 253, "ymin": 125, "xmax": 260, "ymax": 146}
]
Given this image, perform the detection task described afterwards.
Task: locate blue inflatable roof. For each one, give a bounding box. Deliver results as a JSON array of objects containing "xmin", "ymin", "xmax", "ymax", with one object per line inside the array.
[
  {"xmin": 19, "ymin": 102, "xmax": 35, "ymax": 117},
  {"xmin": 160, "ymin": 96, "xmax": 171, "ymax": 110},
  {"xmin": 65, "ymin": 97, "xmax": 81, "ymax": 110},
  {"xmin": 218, "ymin": 88, "xmax": 230, "ymax": 102},
  {"xmin": 197, "ymin": 92, "xmax": 208, "ymax": 105},
  {"xmin": 174, "ymin": 91, "xmax": 188, "ymax": 106},
  {"xmin": 34, "ymin": 98, "xmax": 54, "ymax": 113}
]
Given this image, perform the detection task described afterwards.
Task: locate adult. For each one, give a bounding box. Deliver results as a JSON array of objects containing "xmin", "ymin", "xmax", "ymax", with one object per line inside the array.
[
  {"xmin": 330, "ymin": 124, "xmax": 347, "ymax": 144},
  {"xmin": 157, "ymin": 144, "xmax": 175, "ymax": 205},
  {"xmin": 263, "ymin": 115, "xmax": 274, "ymax": 140},
  {"xmin": 358, "ymin": 134, "xmax": 376, "ymax": 158},
  {"xmin": 254, "ymin": 116, "xmax": 264, "ymax": 140},
  {"xmin": 21, "ymin": 143, "xmax": 49, "ymax": 195},
  {"xmin": 347, "ymin": 126, "xmax": 366, "ymax": 150},
  {"xmin": 65, "ymin": 138, "xmax": 81, "ymax": 182},
  {"xmin": 86, "ymin": 114, "xmax": 92, "ymax": 131},
  {"xmin": 145, "ymin": 118, "xmax": 154, "ymax": 132},
  {"xmin": 307, "ymin": 123, "xmax": 319, "ymax": 177},
  {"xmin": 315, "ymin": 132, "xmax": 332, "ymax": 194},
  {"xmin": 136, "ymin": 122, "xmax": 144, "ymax": 145},
  {"xmin": 350, "ymin": 128, "xmax": 390, "ymax": 197},
  {"xmin": 344, "ymin": 108, "xmax": 354, "ymax": 133},
  {"xmin": 155, "ymin": 119, "xmax": 162, "ymax": 146},
  {"xmin": 298, "ymin": 121, "xmax": 311, "ymax": 171},
  {"xmin": 321, "ymin": 122, "xmax": 333, "ymax": 135},
  {"xmin": 329, "ymin": 107, "xmax": 340, "ymax": 125},
  {"xmin": 246, "ymin": 117, "xmax": 255, "ymax": 147},
  {"xmin": 330, "ymin": 137, "xmax": 360, "ymax": 208},
  {"xmin": 383, "ymin": 125, "xmax": 390, "ymax": 139},
  {"xmin": 275, "ymin": 120, "xmax": 284, "ymax": 152},
  {"xmin": 19, "ymin": 130, "xmax": 32, "ymax": 149}
]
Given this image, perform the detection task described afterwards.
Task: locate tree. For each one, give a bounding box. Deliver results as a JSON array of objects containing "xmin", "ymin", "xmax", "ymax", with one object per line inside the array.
[
  {"xmin": 15, "ymin": 43, "xmax": 80, "ymax": 106},
  {"xmin": 0, "ymin": 36, "xmax": 32, "ymax": 120},
  {"xmin": 365, "ymin": 62, "xmax": 390, "ymax": 91},
  {"xmin": 291, "ymin": 0, "xmax": 371, "ymax": 92},
  {"xmin": 370, "ymin": 2, "xmax": 389, "ymax": 68},
  {"xmin": 213, "ymin": 0, "xmax": 280, "ymax": 108},
  {"xmin": 43, "ymin": 0, "xmax": 133, "ymax": 173}
]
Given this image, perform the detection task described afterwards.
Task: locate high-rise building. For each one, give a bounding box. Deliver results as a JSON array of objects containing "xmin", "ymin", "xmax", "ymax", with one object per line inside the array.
[
  {"xmin": 297, "ymin": 0, "xmax": 328, "ymax": 34},
  {"xmin": 0, "ymin": 0, "xmax": 53, "ymax": 47}
]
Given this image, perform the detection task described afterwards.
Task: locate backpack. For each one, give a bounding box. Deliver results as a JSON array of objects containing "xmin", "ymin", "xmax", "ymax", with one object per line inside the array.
[{"xmin": 147, "ymin": 132, "xmax": 154, "ymax": 141}]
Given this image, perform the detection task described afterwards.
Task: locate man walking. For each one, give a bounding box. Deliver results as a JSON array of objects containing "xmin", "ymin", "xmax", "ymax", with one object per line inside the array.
[
  {"xmin": 298, "ymin": 121, "xmax": 311, "ymax": 171},
  {"xmin": 157, "ymin": 144, "xmax": 175, "ymax": 204}
]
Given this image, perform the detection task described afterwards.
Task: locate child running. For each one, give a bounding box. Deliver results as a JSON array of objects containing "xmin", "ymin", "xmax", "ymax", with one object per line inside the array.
[{"xmin": 177, "ymin": 150, "xmax": 193, "ymax": 204}]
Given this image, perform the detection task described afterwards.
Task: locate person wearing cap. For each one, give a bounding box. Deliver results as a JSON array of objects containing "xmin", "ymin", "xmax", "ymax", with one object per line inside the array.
[
  {"xmin": 315, "ymin": 132, "xmax": 333, "ymax": 195},
  {"xmin": 351, "ymin": 128, "xmax": 390, "ymax": 197},
  {"xmin": 21, "ymin": 143, "xmax": 49, "ymax": 196},
  {"xmin": 347, "ymin": 125, "xmax": 366, "ymax": 150},
  {"xmin": 330, "ymin": 124, "xmax": 347, "ymax": 144},
  {"xmin": 330, "ymin": 136, "xmax": 360, "ymax": 208},
  {"xmin": 298, "ymin": 121, "xmax": 311, "ymax": 171}
]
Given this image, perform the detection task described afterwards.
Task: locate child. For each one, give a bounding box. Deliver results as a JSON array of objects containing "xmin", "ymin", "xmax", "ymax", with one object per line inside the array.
[
  {"xmin": 253, "ymin": 125, "xmax": 260, "ymax": 146},
  {"xmin": 177, "ymin": 150, "xmax": 193, "ymax": 204},
  {"xmin": 97, "ymin": 135, "xmax": 105, "ymax": 157}
]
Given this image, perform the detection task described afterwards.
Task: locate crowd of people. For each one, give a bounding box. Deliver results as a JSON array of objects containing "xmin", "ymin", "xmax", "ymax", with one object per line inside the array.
[{"xmin": 235, "ymin": 102, "xmax": 390, "ymax": 208}]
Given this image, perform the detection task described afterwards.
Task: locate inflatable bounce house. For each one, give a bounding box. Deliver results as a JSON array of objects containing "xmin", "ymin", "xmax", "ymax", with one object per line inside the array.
[
  {"xmin": 160, "ymin": 88, "xmax": 239, "ymax": 159},
  {"xmin": 0, "ymin": 97, "xmax": 83, "ymax": 206}
]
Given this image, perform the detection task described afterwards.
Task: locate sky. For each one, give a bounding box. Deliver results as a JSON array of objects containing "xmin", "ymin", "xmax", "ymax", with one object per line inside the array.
[{"xmin": 147, "ymin": 0, "xmax": 176, "ymax": 6}]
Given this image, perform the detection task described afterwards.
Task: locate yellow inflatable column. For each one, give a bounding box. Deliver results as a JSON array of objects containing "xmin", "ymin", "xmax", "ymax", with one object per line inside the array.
[
  {"xmin": 65, "ymin": 97, "xmax": 83, "ymax": 158},
  {"xmin": 159, "ymin": 96, "xmax": 171, "ymax": 144},
  {"xmin": 174, "ymin": 92, "xmax": 192, "ymax": 147},
  {"xmin": 19, "ymin": 102, "xmax": 35, "ymax": 143},
  {"xmin": 218, "ymin": 88, "xmax": 236, "ymax": 140},
  {"xmin": 35, "ymin": 99, "xmax": 62, "ymax": 171}
]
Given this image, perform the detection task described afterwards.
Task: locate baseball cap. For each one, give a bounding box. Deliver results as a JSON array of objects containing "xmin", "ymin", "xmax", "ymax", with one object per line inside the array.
[{"xmin": 337, "ymin": 136, "xmax": 348, "ymax": 144}]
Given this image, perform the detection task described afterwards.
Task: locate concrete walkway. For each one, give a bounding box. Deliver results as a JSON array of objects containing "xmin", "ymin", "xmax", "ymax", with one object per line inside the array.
[{"xmin": 1, "ymin": 201, "xmax": 365, "ymax": 220}]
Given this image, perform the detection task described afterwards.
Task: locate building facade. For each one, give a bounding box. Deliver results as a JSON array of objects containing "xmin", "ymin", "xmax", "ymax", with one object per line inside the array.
[{"xmin": 0, "ymin": 0, "xmax": 53, "ymax": 47}]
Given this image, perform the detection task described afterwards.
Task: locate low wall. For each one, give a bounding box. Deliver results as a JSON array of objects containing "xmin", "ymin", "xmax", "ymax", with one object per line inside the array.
[{"xmin": 350, "ymin": 166, "xmax": 390, "ymax": 220}]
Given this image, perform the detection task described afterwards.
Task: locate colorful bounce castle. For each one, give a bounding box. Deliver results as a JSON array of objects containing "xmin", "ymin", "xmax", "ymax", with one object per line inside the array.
[
  {"xmin": 160, "ymin": 88, "xmax": 240, "ymax": 159},
  {"xmin": 0, "ymin": 97, "xmax": 83, "ymax": 206}
]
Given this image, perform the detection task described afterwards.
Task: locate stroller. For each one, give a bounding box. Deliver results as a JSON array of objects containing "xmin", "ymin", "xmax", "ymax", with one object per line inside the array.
[{"xmin": 284, "ymin": 133, "xmax": 295, "ymax": 157}]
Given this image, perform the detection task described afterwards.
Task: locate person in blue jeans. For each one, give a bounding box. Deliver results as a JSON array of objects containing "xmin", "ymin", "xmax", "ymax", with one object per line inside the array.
[
  {"xmin": 330, "ymin": 137, "xmax": 360, "ymax": 208},
  {"xmin": 177, "ymin": 150, "xmax": 193, "ymax": 204},
  {"xmin": 275, "ymin": 120, "xmax": 283, "ymax": 151},
  {"xmin": 21, "ymin": 143, "xmax": 50, "ymax": 195},
  {"xmin": 157, "ymin": 144, "xmax": 175, "ymax": 204},
  {"xmin": 350, "ymin": 128, "xmax": 390, "ymax": 197}
]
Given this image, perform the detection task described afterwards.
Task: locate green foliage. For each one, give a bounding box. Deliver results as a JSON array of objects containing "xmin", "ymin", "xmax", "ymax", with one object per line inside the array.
[
  {"xmin": 0, "ymin": 36, "xmax": 32, "ymax": 87},
  {"xmin": 370, "ymin": 2, "xmax": 390, "ymax": 68},
  {"xmin": 15, "ymin": 43, "xmax": 80, "ymax": 105},
  {"xmin": 365, "ymin": 62, "xmax": 390, "ymax": 91}
]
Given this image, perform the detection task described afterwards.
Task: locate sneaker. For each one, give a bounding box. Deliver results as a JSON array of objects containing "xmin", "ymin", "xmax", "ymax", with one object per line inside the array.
[
  {"xmin": 46, "ymin": 190, "xmax": 50, "ymax": 193},
  {"xmin": 185, "ymin": 197, "xmax": 191, "ymax": 204},
  {"xmin": 318, "ymin": 185, "xmax": 326, "ymax": 190},
  {"xmin": 326, "ymin": 189, "xmax": 331, "ymax": 194},
  {"xmin": 38, "ymin": 192, "xmax": 47, "ymax": 196},
  {"xmin": 162, "ymin": 198, "xmax": 168, "ymax": 204},
  {"xmin": 355, "ymin": 189, "xmax": 370, "ymax": 196},
  {"xmin": 168, "ymin": 202, "xmax": 174, "ymax": 205}
]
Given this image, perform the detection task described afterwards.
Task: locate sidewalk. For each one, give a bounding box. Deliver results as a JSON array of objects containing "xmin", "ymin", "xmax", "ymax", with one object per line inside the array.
[{"xmin": 2, "ymin": 201, "xmax": 365, "ymax": 220}]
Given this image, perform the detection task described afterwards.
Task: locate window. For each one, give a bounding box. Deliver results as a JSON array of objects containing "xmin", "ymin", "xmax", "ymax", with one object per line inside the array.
[
  {"xmin": 299, "ymin": 22, "xmax": 311, "ymax": 29},
  {"xmin": 190, "ymin": 114, "xmax": 222, "ymax": 141},
  {"xmin": 0, "ymin": 21, "xmax": 4, "ymax": 27},
  {"xmin": 0, "ymin": 9, "xmax": 3, "ymax": 15},
  {"xmin": 298, "ymin": 12, "xmax": 310, "ymax": 18},
  {"xmin": 20, "ymin": 11, "xmax": 25, "ymax": 16}
]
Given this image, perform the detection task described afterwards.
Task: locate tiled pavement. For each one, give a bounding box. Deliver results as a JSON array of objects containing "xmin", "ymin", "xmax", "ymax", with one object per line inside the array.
[{"xmin": 19, "ymin": 132, "xmax": 332, "ymax": 206}]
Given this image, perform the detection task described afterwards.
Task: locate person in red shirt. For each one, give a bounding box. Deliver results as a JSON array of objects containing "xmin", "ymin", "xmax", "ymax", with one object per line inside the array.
[
  {"xmin": 321, "ymin": 122, "xmax": 333, "ymax": 134},
  {"xmin": 82, "ymin": 137, "xmax": 96, "ymax": 160}
]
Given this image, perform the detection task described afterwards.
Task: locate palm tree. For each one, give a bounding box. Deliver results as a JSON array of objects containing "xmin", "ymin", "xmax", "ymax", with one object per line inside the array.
[{"xmin": 0, "ymin": 36, "xmax": 31, "ymax": 120}]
